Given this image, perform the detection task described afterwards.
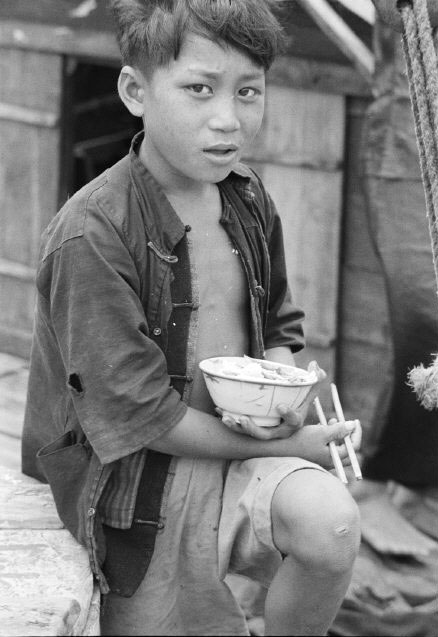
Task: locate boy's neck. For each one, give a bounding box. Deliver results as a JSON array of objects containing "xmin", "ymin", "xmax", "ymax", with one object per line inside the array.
[
  {"xmin": 138, "ymin": 138, "xmax": 218, "ymax": 203},
  {"xmin": 166, "ymin": 184, "xmax": 222, "ymax": 230}
]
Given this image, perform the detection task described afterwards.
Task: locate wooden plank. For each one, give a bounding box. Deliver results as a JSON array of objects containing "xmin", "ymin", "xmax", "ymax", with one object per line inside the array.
[
  {"xmin": 335, "ymin": 0, "xmax": 376, "ymax": 24},
  {"xmin": 0, "ymin": 370, "xmax": 28, "ymax": 439},
  {"xmin": 0, "ymin": 405, "xmax": 25, "ymax": 440},
  {"xmin": 0, "ymin": 20, "xmax": 372, "ymax": 95},
  {"xmin": 0, "ymin": 19, "xmax": 120, "ymax": 65},
  {"xmin": 0, "ymin": 260, "xmax": 36, "ymax": 283},
  {"xmin": 0, "ymin": 278, "xmax": 36, "ymax": 332},
  {"xmin": 0, "ymin": 124, "xmax": 60, "ymax": 266},
  {"xmin": 0, "ymin": 597, "xmax": 81, "ymax": 637},
  {"xmin": 0, "ymin": 103, "xmax": 59, "ymax": 128},
  {"xmin": 0, "ymin": 465, "xmax": 100, "ymax": 634},
  {"xmin": 249, "ymin": 87, "xmax": 345, "ymax": 168},
  {"xmin": 0, "ymin": 353, "xmax": 28, "ymax": 375},
  {"xmin": 297, "ymin": 0, "xmax": 375, "ymax": 83},
  {"xmin": 261, "ymin": 164, "xmax": 343, "ymax": 348},
  {"xmin": 0, "ymin": 468, "xmax": 61, "ymax": 530},
  {"xmin": 0, "ymin": 326, "xmax": 33, "ymax": 361},
  {"xmin": 0, "ymin": 355, "xmax": 28, "ymax": 439},
  {"xmin": 268, "ymin": 55, "xmax": 371, "ymax": 96},
  {"xmin": 0, "ymin": 47, "xmax": 62, "ymax": 354},
  {"xmin": 0, "ymin": 434, "xmax": 21, "ymax": 472},
  {"xmin": 0, "ymin": 49, "xmax": 62, "ymax": 112},
  {"xmin": 0, "ymin": 528, "xmax": 94, "ymax": 636}
]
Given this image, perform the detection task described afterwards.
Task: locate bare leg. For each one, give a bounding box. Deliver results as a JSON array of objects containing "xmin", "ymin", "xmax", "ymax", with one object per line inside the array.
[{"xmin": 265, "ymin": 469, "xmax": 361, "ymax": 636}]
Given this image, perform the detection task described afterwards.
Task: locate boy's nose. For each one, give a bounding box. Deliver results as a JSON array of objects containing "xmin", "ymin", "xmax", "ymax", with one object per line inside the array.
[{"xmin": 208, "ymin": 99, "xmax": 241, "ymax": 133}]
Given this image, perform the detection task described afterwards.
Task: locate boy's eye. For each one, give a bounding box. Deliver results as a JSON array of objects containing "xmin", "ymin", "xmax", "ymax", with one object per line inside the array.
[
  {"xmin": 187, "ymin": 84, "xmax": 213, "ymax": 96},
  {"xmin": 239, "ymin": 87, "xmax": 260, "ymax": 100}
]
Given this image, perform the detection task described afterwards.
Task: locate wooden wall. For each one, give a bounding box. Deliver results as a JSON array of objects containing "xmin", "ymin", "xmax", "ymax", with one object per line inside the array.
[
  {"xmin": 244, "ymin": 84, "xmax": 346, "ymax": 406},
  {"xmin": 0, "ymin": 49, "xmax": 64, "ymax": 357}
]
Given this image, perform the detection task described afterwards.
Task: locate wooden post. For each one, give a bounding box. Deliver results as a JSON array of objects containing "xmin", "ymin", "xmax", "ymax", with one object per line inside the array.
[{"xmin": 0, "ymin": 49, "xmax": 63, "ymax": 357}]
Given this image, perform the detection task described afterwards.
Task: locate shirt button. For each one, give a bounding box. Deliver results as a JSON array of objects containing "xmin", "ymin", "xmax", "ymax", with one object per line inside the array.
[
  {"xmin": 185, "ymin": 224, "xmax": 192, "ymax": 232},
  {"xmin": 153, "ymin": 327, "xmax": 162, "ymax": 336},
  {"xmin": 87, "ymin": 508, "xmax": 96, "ymax": 517}
]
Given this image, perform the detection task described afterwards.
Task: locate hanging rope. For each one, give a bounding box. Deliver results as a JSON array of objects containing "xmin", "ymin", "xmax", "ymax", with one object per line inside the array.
[{"xmin": 397, "ymin": 0, "xmax": 438, "ymax": 409}]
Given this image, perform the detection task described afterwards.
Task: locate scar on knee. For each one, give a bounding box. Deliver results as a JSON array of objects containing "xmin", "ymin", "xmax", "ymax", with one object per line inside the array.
[
  {"xmin": 68, "ymin": 373, "xmax": 84, "ymax": 395},
  {"xmin": 335, "ymin": 525, "xmax": 350, "ymax": 536}
]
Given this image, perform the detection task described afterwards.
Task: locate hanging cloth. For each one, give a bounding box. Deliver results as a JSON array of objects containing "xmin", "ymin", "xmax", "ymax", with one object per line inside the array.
[{"xmin": 393, "ymin": 0, "xmax": 438, "ymax": 409}]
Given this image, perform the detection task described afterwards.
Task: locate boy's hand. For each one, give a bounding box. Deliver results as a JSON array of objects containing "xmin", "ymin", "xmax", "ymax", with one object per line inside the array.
[
  {"xmin": 218, "ymin": 410, "xmax": 299, "ymax": 440},
  {"xmin": 275, "ymin": 359, "xmax": 326, "ymax": 430},
  {"xmin": 284, "ymin": 418, "xmax": 362, "ymax": 469},
  {"xmin": 217, "ymin": 360, "xmax": 327, "ymax": 441}
]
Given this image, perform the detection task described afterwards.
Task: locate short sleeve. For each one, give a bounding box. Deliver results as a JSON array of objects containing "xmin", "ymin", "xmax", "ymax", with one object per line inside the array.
[{"xmin": 44, "ymin": 199, "xmax": 186, "ymax": 464}]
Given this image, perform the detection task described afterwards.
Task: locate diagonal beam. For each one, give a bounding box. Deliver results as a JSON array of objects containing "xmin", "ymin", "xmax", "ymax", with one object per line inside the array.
[
  {"xmin": 335, "ymin": 0, "xmax": 376, "ymax": 25},
  {"xmin": 297, "ymin": 0, "xmax": 375, "ymax": 83}
]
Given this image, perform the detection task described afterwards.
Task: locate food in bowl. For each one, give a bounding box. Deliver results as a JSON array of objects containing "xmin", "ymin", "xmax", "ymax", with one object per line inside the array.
[{"xmin": 199, "ymin": 356, "xmax": 319, "ymax": 427}]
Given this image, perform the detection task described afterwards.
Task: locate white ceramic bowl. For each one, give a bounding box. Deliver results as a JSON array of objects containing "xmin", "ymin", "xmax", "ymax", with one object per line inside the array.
[{"xmin": 199, "ymin": 356, "xmax": 318, "ymax": 427}]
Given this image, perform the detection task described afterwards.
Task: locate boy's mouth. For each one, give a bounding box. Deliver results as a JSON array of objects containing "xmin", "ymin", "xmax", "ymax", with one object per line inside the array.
[
  {"xmin": 204, "ymin": 144, "xmax": 238, "ymax": 155},
  {"xmin": 203, "ymin": 144, "xmax": 239, "ymax": 161}
]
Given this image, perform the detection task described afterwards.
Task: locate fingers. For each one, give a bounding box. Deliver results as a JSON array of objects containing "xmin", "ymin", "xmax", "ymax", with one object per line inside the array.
[
  {"xmin": 296, "ymin": 362, "xmax": 327, "ymax": 417},
  {"xmin": 221, "ymin": 414, "xmax": 245, "ymax": 434},
  {"xmin": 238, "ymin": 416, "xmax": 295, "ymax": 440},
  {"xmin": 276, "ymin": 404, "xmax": 303, "ymax": 431},
  {"xmin": 218, "ymin": 409, "xmax": 295, "ymax": 440},
  {"xmin": 324, "ymin": 420, "xmax": 357, "ymax": 445},
  {"xmin": 307, "ymin": 360, "xmax": 327, "ymax": 381},
  {"xmin": 349, "ymin": 419, "xmax": 362, "ymax": 450}
]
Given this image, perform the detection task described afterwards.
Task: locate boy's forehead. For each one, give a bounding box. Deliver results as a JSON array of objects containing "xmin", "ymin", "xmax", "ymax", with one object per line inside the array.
[{"xmin": 174, "ymin": 33, "xmax": 265, "ymax": 77}]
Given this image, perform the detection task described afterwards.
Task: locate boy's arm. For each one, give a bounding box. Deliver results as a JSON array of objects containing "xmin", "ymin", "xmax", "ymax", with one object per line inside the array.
[
  {"xmin": 146, "ymin": 400, "xmax": 359, "ymax": 469},
  {"xmin": 148, "ymin": 343, "xmax": 356, "ymax": 468}
]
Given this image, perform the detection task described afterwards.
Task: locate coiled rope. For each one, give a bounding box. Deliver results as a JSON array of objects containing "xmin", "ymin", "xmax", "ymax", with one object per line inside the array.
[{"xmin": 398, "ymin": 0, "xmax": 438, "ymax": 409}]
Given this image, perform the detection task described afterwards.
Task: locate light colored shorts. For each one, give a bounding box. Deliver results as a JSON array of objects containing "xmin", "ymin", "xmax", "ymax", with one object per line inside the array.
[
  {"xmin": 101, "ymin": 455, "xmax": 326, "ymax": 636},
  {"xmin": 219, "ymin": 456, "xmax": 327, "ymax": 587}
]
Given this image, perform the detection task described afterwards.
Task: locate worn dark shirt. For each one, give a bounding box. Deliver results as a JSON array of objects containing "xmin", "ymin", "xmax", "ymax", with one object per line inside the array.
[{"xmin": 22, "ymin": 133, "xmax": 305, "ymax": 589}]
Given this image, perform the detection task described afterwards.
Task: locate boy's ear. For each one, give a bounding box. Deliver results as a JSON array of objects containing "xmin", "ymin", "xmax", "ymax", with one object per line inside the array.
[{"xmin": 117, "ymin": 66, "xmax": 145, "ymax": 118}]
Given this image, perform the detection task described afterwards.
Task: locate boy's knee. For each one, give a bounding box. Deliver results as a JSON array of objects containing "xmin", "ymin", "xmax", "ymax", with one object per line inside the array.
[
  {"xmin": 272, "ymin": 471, "xmax": 361, "ymax": 574},
  {"xmin": 322, "ymin": 499, "xmax": 361, "ymax": 573}
]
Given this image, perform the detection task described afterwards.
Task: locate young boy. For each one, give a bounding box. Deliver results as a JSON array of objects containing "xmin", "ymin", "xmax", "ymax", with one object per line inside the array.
[{"xmin": 22, "ymin": 1, "xmax": 362, "ymax": 634}]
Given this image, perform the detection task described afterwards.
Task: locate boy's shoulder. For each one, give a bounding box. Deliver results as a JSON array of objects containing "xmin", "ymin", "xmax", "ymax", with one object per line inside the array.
[{"xmin": 41, "ymin": 155, "xmax": 133, "ymax": 260}]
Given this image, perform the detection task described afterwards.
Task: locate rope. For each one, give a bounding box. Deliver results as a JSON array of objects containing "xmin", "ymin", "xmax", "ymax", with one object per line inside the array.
[{"xmin": 397, "ymin": 0, "xmax": 438, "ymax": 409}]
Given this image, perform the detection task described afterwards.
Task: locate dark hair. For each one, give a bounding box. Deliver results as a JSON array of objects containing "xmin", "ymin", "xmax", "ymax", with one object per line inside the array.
[{"xmin": 110, "ymin": 0, "xmax": 286, "ymax": 71}]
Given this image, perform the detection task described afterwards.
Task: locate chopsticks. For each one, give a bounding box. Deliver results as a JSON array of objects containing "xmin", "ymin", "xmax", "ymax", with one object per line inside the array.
[
  {"xmin": 330, "ymin": 384, "xmax": 362, "ymax": 481},
  {"xmin": 314, "ymin": 396, "xmax": 348, "ymax": 484},
  {"xmin": 313, "ymin": 385, "xmax": 362, "ymax": 483}
]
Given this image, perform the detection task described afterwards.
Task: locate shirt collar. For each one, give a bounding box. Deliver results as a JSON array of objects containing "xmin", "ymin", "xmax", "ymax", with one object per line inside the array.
[
  {"xmin": 129, "ymin": 132, "xmax": 186, "ymax": 253},
  {"xmin": 128, "ymin": 131, "xmax": 252, "ymax": 251}
]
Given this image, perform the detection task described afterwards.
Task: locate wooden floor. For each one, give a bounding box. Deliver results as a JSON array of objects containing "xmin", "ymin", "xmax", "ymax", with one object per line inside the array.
[
  {"xmin": 0, "ymin": 352, "xmax": 27, "ymax": 471},
  {"xmin": 0, "ymin": 352, "xmax": 101, "ymax": 636}
]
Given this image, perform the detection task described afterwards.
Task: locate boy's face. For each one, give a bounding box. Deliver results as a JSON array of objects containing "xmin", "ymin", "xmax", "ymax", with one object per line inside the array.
[{"xmin": 122, "ymin": 34, "xmax": 265, "ymax": 193}]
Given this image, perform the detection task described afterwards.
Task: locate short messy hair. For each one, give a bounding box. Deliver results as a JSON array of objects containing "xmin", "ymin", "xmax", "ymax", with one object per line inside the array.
[{"xmin": 110, "ymin": 0, "xmax": 286, "ymax": 71}]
